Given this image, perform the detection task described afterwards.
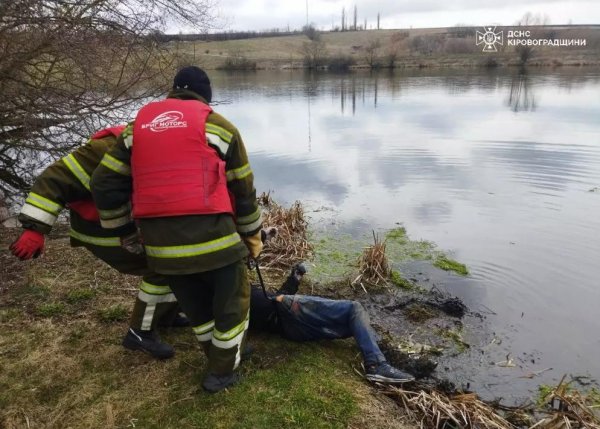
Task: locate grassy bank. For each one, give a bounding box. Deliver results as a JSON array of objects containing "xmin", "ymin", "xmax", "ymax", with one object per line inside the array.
[
  {"xmin": 169, "ymin": 26, "xmax": 600, "ymax": 70},
  {"xmin": 0, "ymin": 227, "xmax": 407, "ymax": 429},
  {"xmin": 2, "ymin": 212, "xmax": 599, "ymax": 428}
]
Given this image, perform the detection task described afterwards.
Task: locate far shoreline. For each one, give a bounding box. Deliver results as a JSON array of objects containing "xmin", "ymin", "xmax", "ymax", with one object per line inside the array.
[{"xmin": 162, "ymin": 25, "xmax": 600, "ymax": 71}]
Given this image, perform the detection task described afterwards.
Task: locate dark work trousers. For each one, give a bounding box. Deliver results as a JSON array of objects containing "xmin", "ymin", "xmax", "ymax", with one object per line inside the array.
[
  {"xmin": 167, "ymin": 259, "xmax": 250, "ymax": 375},
  {"xmin": 86, "ymin": 244, "xmax": 179, "ymax": 330}
]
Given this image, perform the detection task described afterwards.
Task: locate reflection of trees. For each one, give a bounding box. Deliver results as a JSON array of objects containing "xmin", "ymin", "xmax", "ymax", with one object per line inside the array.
[
  {"xmin": 507, "ymin": 71, "xmax": 537, "ymax": 112},
  {"xmin": 337, "ymin": 73, "xmax": 380, "ymax": 114}
]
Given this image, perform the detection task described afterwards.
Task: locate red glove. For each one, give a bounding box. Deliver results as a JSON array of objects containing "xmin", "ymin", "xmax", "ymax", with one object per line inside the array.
[{"xmin": 9, "ymin": 230, "xmax": 45, "ymax": 260}]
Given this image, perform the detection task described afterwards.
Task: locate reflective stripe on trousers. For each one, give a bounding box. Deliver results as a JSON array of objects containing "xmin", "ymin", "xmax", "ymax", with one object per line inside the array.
[{"xmin": 138, "ymin": 280, "xmax": 176, "ymax": 330}]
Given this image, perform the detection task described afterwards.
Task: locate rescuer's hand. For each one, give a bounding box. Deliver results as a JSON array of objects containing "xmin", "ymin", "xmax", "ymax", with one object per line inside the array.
[
  {"xmin": 243, "ymin": 230, "xmax": 263, "ymax": 259},
  {"xmin": 120, "ymin": 231, "xmax": 145, "ymax": 255},
  {"xmin": 9, "ymin": 230, "xmax": 45, "ymax": 260}
]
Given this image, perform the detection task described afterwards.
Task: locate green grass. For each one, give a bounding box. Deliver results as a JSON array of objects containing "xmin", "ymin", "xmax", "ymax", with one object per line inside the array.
[
  {"xmin": 165, "ymin": 340, "xmax": 359, "ymax": 429},
  {"xmin": 36, "ymin": 302, "xmax": 66, "ymax": 317},
  {"xmin": 66, "ymin": 288, "xmax": 96, "ymax": 304},
  {"xmin": 17, "ymin": 283, "xmax": 51, "ymax": 299},
  {"xmin": 98, "ymin": 304, "xmax": 129, "ymax": 322},
  {"xmin": 536, "ymin": 384, "xmax": 554, "ymax": 407},
  {"xmin": 0, "ymin": 308, "xmax": 21, "ymax": 323}
]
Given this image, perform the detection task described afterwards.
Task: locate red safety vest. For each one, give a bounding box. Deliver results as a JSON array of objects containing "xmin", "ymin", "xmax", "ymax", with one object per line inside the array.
[
  {"xmin": 68, "ymin": 125, "xmax": 126, "ymax": 222},
  {"xmin": 131, "ymin": 98, "xmax": 233, "ymax": 218},
  {"xmin": 91, "ymin": 126, "xmax": 126, "ymax": 141}
]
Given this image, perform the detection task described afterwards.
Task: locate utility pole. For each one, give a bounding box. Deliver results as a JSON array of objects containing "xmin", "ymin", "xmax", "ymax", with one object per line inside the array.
[
  {"xmin": 341, "ymin": 7, "xmax": 345, "ymax": 31},
  {"xmin": 306, "ymin": 0, "xmax": 308, "ymax": 26},
  {"xmin": 353, "ymin": 5, "xmax": 357, "ymax": 30},
  {"xmin": 377, "ymin": 13, "xmax": 380, "ymax": 30}
]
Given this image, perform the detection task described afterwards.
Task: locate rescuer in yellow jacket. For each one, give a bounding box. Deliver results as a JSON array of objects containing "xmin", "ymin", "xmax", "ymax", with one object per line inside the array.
[
  {"xmin": 91, "ymin": 66, "xmax": 263, "ymax": 393},
  {"xmin": 9, "ymin": 126, "xmax": 185, "ymax": 359}
]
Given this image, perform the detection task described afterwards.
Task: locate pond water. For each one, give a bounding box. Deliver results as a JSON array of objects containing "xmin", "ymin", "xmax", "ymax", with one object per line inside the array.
[{"xmin": 210, "ymin": 68, "xmax": 600, "ymax": 401}]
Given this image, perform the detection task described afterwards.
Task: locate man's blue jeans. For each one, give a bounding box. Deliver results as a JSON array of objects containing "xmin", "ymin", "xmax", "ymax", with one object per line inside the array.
[{"xmin": 279, "ymin": 295, "xmax": 386, "ymax": 365}]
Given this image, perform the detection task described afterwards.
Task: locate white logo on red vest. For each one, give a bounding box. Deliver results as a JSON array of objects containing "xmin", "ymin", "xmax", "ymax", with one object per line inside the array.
[{"xmin": 141, "ymin": 111, "xmax": 188, "ymax": 132}]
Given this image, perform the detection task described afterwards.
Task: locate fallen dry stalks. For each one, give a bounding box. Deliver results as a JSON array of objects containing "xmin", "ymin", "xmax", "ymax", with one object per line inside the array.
[
  {"xmin": 384, "ymin": 385, "xmax": 513, "ymax": 429},
  {"xmin": 531, "ymin": 377, "xmax": 600, "ymax": 429},
  {"xmin": 380, "ymin": 376, "xmax": 600, "ymax": 429},
  {"xmin": 259, "ymin": 196, "xmax": 313, "ymax": 269}
]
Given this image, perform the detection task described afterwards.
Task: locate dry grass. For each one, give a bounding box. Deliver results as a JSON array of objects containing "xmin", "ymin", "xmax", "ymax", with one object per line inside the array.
[
  {"xmin": 353, "ymin": 232, "xmax": 390, "ymax": 289},
  {"xmin": 259, "ymin": 194, "xmax": 313, "ymax": 270},
  {"xmin": 384, "ymin": 386, "xmax": 514, "ymax": 429},
  {"xmin": 531, "ymin": 377, "xmax": 600, "ymax": 429},
  {"xmin": 380, "ymin": 376, "xmax": 600, "ymax": 429}
]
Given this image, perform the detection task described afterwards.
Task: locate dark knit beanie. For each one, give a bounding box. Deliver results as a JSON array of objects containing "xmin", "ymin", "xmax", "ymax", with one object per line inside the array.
[{"xmin": 173, "ymin": 66, "xmax": 212, "ymax": 103}]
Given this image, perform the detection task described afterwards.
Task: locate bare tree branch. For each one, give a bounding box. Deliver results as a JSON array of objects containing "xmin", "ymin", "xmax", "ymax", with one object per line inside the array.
[{"xmin": 0, "ymin": 0, "xmax": 218, "ymax": 204}]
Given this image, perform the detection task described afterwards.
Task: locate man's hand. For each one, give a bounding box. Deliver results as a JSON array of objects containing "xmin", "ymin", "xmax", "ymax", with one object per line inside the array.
[
  {"xmin": 260, "ymin": 227, "xmax": 277, "ymax": 243},
  {"xmin": 9, "ymin": 230, "xmax": 45, "ymax": 260},
  {"xmin": 243, "ymin": 230, "xmax": 263, "ymax": 259},
  {"xmin": 120, "ymin": 231, "xmax": 144, "ymax": 255}
]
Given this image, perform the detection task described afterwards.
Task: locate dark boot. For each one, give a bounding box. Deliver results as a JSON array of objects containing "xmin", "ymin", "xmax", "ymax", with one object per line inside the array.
[
  {"xmin": 122, "ymin": 328, "xmax": 175, "ymax": 359},
  {"xmin": 159, "ymin": 313, "xmax": 191, "ymax": 328},
  {"xmin": 170, "ymin": 313, "xmax": 190, "ymax": 327},
  {"xmin": 202, "ymin": 372, "xmax": 240, "ymax": 393},
  {"xmin": 276, "ymin": 263, "xmax": 307, "ymax": 295},
  {"xmin": 241, "ymin": 344, "xmax": 254, "ymax": 361}
]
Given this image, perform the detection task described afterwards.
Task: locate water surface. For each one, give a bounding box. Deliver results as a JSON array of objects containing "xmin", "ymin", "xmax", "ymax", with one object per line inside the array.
[{"xmin": 212, "ymin": 68, "xmax": 600, "ymax": 400}]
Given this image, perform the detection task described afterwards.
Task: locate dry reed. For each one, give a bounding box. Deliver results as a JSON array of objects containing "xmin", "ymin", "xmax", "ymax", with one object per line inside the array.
[
  {"xmin": 384, "ymin": 386, "xmax": 514, "ymax": 429},
  {"xmin": 531, "ymin": 376, "xmax": 600, "ymax": 429},
  {"xmin": 353, "ymin": 232, "xmax": 390, "ymax": 288},
  {"xmin": 259, "ymin": 196, "xmax": 313, "ymax": 269},
  {"xmin": 380, "ymin": 376, "xmax": 600, "ymax": 429}
]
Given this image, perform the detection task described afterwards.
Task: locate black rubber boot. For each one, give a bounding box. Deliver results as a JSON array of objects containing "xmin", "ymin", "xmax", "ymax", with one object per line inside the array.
[
  {"xmin": 202, "ymin": 372, "xmax": 240, "ymax": 393},
  {"xmin": 122, "ymin": 328, "xmax": 175, "ymax": 359}
]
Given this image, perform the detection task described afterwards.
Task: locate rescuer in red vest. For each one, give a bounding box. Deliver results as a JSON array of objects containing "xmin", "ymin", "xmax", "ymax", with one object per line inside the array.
[
  {"xmin": 9, "ymin": 126, "xmax": 186, "ymax": 360},
  {"xmin": 91, "ymin": 66, "xmax": 263, "ymax": 393}
]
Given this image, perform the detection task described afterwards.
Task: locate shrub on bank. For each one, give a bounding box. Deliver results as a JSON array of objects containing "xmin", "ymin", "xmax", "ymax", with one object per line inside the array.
[
  {"xmin": 327, "ymin": 55, "xmax": 355, "ymax": 71},
  {"xmin": 218, "ymin": 54, "xmax": 257, "ymax": 70}
]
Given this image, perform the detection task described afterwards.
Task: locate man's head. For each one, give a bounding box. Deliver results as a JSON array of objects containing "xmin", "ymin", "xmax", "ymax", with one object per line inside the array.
[{"xmin": 173, "ymin": 66, "xmax": 212, "ymax": 103}]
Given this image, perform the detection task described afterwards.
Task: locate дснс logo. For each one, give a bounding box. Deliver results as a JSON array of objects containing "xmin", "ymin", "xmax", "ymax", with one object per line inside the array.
[{"xmin": 476, "ymin": 27, "xmax": 504, "ymax": 52}]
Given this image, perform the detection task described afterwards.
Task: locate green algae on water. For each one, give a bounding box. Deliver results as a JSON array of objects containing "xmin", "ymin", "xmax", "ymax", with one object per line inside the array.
[
  {"xmin": 390, "ymin": 270, "xmax": 414, "ymax": 290},
  {"xmin": 309, "ymin": 233, "xmax": 363, "ymax": 282},
  {"xmin": 434, "ymin": 255, "xmax": 469, "ymax": 276}
]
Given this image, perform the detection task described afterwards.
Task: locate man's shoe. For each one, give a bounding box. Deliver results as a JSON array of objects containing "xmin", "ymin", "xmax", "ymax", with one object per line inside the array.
[
  {"xmin": 122, "ymin": 328, "xmax": 175, "ymax": 359},
  {"xmin": 202, "ymin": 372, "xmax": 240, "ymax": 393},
  {"xmin": 365, "ymin": 362, "xmax": 415, "ymax": 384}
]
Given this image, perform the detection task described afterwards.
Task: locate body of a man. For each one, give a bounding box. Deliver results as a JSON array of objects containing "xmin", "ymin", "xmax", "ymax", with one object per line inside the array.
[{"xmin": 249, "ymin": 265, "xmax": 415, "ymax": 384}]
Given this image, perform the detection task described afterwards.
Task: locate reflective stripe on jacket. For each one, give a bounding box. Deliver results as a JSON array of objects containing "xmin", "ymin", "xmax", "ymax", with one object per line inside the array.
[{"xmin": 18, "ymin": 125, "xmax": 129, "ymax": 238}]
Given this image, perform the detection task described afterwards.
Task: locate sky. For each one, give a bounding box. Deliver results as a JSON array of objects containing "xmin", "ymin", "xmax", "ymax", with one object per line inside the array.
[{"xmin": 213, "ymin": 0, "xmax": 600, "ymax": 32}]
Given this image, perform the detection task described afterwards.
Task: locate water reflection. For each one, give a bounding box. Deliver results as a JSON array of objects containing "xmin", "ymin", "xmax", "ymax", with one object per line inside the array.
[{"xmin": 507, "ymin": 70, "xmax": 536, "ymax": 112}]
